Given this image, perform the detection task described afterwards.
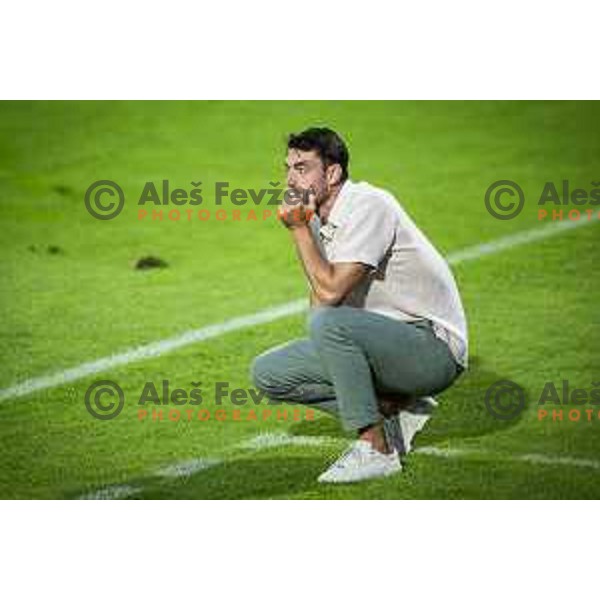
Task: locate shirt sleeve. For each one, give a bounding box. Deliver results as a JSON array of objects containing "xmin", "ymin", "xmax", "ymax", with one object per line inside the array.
[{"xmin": 329, "ymin": 196, "xmax": 396, "ymax": 269}]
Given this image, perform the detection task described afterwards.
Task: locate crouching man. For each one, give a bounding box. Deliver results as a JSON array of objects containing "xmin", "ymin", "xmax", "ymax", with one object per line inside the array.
[{"xmin": 251, "ymin": 127, "xmax": 467, "ymax": 484}]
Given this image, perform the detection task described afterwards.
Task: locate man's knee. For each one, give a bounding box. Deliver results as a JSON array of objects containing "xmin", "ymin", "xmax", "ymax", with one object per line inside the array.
[
  {"xmin": 251, "ymin": 352, "xmax": 274, "ymax": 393},
  {"xmin": 250, "ymin": 350, "xmax": 290, "ymax": 399}
]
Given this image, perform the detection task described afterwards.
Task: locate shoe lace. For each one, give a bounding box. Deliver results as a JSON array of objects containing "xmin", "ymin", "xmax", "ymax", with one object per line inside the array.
[{"xmin": 336, "ymin": 441, "xmax": 369, "ymax": 466}]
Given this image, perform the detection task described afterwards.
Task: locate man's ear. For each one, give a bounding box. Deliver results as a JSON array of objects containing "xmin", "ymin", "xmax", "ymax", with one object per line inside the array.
[{"xmin": 326, "ymin": 164, "xmax": 343, "ymax": 187}]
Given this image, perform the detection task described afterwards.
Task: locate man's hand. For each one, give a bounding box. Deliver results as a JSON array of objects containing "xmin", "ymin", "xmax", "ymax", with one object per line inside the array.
[
  {"xmin": 280, "ymin": 202, "xmax": 313, "ymax": 229},
  {"xmin": 279, "ymin": 188, "xmax": 316, "ymax": 229}
]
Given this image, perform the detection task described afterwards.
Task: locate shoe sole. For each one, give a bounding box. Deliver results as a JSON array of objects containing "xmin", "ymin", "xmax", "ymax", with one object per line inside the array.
[{"xmin": 318, "ymin": 464, "xmax": 402, "ymax": 484}]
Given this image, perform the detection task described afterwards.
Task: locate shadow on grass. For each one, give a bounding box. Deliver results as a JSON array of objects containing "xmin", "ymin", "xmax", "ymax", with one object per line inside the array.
[
  {"xmin": 288, "ymin": 356, "xmax": 529, "ymax": 445},
  {"xmin": 414, "ymin": 356, "xmax": 530, "ymax": 445}
]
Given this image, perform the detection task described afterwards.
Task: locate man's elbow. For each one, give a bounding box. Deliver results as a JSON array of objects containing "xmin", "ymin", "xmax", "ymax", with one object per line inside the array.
[{"xmin": 313, "ymin": 287, "xmax": 345, "ymax": 306}]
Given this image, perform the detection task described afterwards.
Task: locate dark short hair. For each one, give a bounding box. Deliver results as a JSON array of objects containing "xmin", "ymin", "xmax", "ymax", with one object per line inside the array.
[{"xmin": 287, "ymin": 127, "xmax": 349, "ymax": 182}]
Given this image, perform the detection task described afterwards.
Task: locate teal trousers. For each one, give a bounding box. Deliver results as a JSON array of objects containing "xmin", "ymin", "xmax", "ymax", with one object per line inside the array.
[{"xmin": 251, "ymin": 306, "xmax": 463, "ymax": 431}]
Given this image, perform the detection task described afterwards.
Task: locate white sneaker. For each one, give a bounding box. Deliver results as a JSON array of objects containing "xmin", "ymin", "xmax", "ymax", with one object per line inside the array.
[
  {"xmin": 384, "ymin": 396, "xmax": 438, "ymax": 455},
  {"xmin": 400, "ymin": 396, "xmax": 437, "ymax": 453},
  {"xmin": 317, "ymin": 440, "xmax": 401, "ymax": 484}
]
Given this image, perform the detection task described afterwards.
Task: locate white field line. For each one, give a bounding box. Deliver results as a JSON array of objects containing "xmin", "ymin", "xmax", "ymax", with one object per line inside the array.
[
  {"xmin": 153, "ymin": 457, "xmax": 221, "ymax": 478},
  {"xmin": 78, "ymin": 457, "xmax": 222, "ymax": 499},
  {"xmin": 79, "ymin": 484, "xmax": 143, "ymax": 500},
  {"xmin": 81, "ymin": 435, "xmax": 341, "ymax": 500},
  {"xmin": 0, "ymin": 217, "xmax": 596, "ymax": 403},
  {"xmin": 414, "ymin": 446, "xmax": 600, "ymax": 470},
  {"xmin": 238, "ymin": 432, "xmax": 342, "ymax": 450},
  {"xmin": 78, "ymin": 432, "xmax": 600, "ymax": 499},
  {"xmin": 517, "ymin": 453, "xmax": 600, "ymax": 470},
  {"xmin": 244, "ymin": 434, "xmax": 600, "ymax": 471},
  {"xmin": 0, "ymin": 299, "xmax": 306, "ymax": 403}
]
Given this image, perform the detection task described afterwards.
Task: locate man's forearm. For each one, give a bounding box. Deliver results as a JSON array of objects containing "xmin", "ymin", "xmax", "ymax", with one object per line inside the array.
[{"xmin": 290, "ymin": 225, "xmax": 340, "ymax": 305}]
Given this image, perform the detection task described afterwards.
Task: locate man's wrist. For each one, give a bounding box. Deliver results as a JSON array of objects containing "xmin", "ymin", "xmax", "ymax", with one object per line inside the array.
[{"xmin": 288, "ymin": 221, "xmax": 311, "ymax": 234}]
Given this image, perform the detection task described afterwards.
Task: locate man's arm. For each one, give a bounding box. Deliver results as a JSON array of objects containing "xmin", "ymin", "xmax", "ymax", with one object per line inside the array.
[{"xmin": 290, "ymin": 225, "xmax": 368, "ymax": 306}]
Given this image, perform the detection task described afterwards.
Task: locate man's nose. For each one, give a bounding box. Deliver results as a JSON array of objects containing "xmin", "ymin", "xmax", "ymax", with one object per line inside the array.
[{"xmin": 287, "ymin": 171, "xmax": 297, "ymax": 189}]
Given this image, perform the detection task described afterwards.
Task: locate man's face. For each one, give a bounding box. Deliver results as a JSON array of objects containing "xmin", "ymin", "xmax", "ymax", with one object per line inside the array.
[{"xmin": 285, "ymin": 149, "xmax": 329, "ymax": 207}]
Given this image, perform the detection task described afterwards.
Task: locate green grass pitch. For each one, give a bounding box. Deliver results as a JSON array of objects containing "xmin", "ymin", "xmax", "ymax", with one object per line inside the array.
[{"xmin": 0, "ymin": 100, "xmax": 599, "ymax": 499}]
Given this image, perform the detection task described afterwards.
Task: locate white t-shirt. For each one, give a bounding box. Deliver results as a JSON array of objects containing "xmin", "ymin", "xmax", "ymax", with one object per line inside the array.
[{"xmin": 311, "ymin": 179, "xmax": 468, "ymax": 368}]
